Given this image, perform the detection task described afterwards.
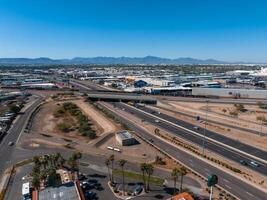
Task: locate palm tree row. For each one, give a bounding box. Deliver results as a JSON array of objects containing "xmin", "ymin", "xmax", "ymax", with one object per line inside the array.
[
  {"xmin": 31, "ymin": 152, "xmax": 82, "ymax": 190},
  {"xmin": 140, "ymin": 162, "xmax": 154, "ymax": 192},
  {"xmin": 171, "ymin": 166, "xmax": 187, "ymax": 195},
  {"xmin": 105, "ymin": 154, "xmax": 127, "ymax": 196}
]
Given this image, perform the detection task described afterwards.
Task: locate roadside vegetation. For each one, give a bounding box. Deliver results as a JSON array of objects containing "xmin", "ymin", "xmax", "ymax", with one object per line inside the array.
[
  {"xmin": 54, "ymin": 102, "xmax": 96, "ymax": 139},
  {"xmin": 31, "ymin": 152, "xmax": 82, "ymax": 190}
]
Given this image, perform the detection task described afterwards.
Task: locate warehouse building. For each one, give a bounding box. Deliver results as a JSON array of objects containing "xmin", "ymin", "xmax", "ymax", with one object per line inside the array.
[
  {"xmin": 115, "ymin": 130, "xmax": 137, "ymax": 146},
  {"xmin": 192, "ymin": 88, "xmax": 267, "ymax": 99}
]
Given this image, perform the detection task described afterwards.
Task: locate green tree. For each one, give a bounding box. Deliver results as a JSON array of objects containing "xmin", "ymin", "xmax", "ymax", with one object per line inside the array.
[
  {"xmin": 109, "ymin": 155, "xmax": 115, "ymax": 183},
  {"xmin": 171, "ymin": 168, "xmax": 180, "ymax": 195},
  {"xmin": 145, "ymin": 164, "xmax": 154, "ymax": 191},
  {"xmin": 118, "ymin": 159, "xmax": 127, "ymax": 195},
  {"xmin": 140, "ymin": 163, "xmax": 147, "ymax": 192},
  {"xmin": 179, "ymin": 166, "xmax": 187, "ymax": 192},
  {"xmin": 32, "ymin": 173, "xmax": 40, "ymax": 190},
  {"xmin": 105, "ymin": 159, "xmax": 112, "ymax": 183}
]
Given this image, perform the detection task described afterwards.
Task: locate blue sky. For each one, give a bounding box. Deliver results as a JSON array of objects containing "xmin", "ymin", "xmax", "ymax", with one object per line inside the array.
[{"xmin": 1, "ymin": 0, "xmax": 267, "ymax": 62}]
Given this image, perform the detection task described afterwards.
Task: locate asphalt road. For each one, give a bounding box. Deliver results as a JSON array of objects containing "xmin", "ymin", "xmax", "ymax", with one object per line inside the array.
[
  {"xmin": 71, "ymin": 80, "xmax": 267, "ymax": 199},
  {"xmin": 114, "ymin": 102, "xmax": 267, "ymax": 176},
  {"xmin": 0, "ymin": 95, "xmax": 44, "ymax": 177},
  {"xmin": 152, "ymin": 104, "xmax": 267, "ymax": 136},
  {"xmin": 101, "ymin": 102, "xmax": 267, "ymax": 200}
]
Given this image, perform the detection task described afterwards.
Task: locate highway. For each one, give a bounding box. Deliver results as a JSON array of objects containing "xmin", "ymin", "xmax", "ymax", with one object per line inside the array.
[
  {"xmin": 114, "ymin": 102, "xmax": 267, "ymax": 175},
  {"xmin": 71, "ymin": 80, "xmax": 267, "ymax": 173},
  {"xmin": 152, "ymin": 105, "xmax": 267, "ymax": 136},
  {"xmin": 100, "ymin": 102, "xmax": 267, "ymax": 200},
  {"xmin": 0, "ymin": 95, "xmax": 44, "ymax": 177},
  {"xmin": 70, "ymin": 80, "xmax": 267, "ymax": 199}
]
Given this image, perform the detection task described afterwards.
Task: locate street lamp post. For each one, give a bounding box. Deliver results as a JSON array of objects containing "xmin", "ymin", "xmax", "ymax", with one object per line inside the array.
[
  {"xmin": 202, "ymin": 100, "xmax": 209, "ymax": 155},
  {"xmin": 259, "ymin": 114, "xmax": 263, "ymax": 136}
]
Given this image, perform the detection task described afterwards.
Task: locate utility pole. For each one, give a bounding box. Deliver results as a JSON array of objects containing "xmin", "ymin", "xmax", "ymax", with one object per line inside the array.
[
  {"xmin": 259, "ymin": 114, "xmax": 263, "ymax": 136},
  {"xmin": 202, "ymin": 100, "xmax": 209, "ymax": 155}
]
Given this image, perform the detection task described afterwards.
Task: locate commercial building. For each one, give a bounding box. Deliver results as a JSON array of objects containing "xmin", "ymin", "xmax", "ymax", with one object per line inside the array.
[
  {"xmin": 192, "ymin": 87, "xmax": 267, "ymax": 99},
  {"xmin": 115, "ymin": 130, "xmax": 137, "ymax": 146},
  {"xmin": 34, "ymin": 182, "xmax": 84, "ymax": 200}
]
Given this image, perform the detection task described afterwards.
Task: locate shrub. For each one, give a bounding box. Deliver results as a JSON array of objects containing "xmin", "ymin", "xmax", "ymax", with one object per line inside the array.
[{"xmin": 57, "ymin": 123, "xmax": 71, "ymax": 132}]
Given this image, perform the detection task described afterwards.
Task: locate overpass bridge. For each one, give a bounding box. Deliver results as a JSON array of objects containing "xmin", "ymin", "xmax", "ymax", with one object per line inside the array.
[{"xmin": 86, "ymin": 92, "xmax": 157, "ymax": 104}]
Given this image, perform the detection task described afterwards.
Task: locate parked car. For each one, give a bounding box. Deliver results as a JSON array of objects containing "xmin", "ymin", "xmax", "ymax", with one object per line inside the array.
[
  {"xmin": 133, "ymin": 185, "xmax": 143, "ymax": 196},
  {"xmin": 155, "ymin": 119, "xmax": 160, "ymax": 123},
  {"xmin": 85, "ymin": 191, "xmax": 97, "ymax": 200}
]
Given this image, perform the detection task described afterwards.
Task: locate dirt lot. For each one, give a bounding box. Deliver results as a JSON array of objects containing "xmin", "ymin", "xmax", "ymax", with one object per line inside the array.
[{"xmin": 97, "ymin": 131, "xmax": 161, "ymax": 163}]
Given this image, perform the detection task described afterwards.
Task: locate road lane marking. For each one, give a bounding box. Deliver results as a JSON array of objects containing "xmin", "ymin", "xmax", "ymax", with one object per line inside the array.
[
  {"xmin": 124, "ymin": 103, "xmax": 267, "ymax": 165},
  {"xmin": 246, "ymin": 192, "xmax": 254, "ymax": 197},
  {"xmin": 225, "ymin": 185, "xmax": 232, "ymax": 189},
  {"xmin": 223, "ymin": 178, "xmax": 229, "ymax": 183}
]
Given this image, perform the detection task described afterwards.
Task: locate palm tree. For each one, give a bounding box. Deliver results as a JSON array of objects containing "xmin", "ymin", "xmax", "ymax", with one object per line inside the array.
[
  {"xmin": 32, "ymin": 173, "xmax": 40, "ymax": 190},
  {"xmin": 73, "ymin": 152, "xmax": 82, "ymax": 178},
  {"xmin": 118, "ymin": 159, "xmax": 127, "ymax": 196},
  {"xmin": 109, "ymin": 154, "xmax": 115, "ymax": 183},
  {"xmin": 58, "ymin": 156, "xmax": 66, "ymax": 168},
  {"xmin": 41, "ymin": 156, "xmax": 49, "ymax": 170},
  {"xmin": 105, "ymin": 159, "xmax": 112, "ymax": 182},
  {"xmin": 179, "ymin": 166, "xmax": 187, "ymax": 192},
  {"xmin": 171, "ymin": 167, "xmax": 180, "ymax": 195},
  {"xmin": 33, "ymin": 156, "xmax": 41, "ymax": 166},
  {"xmin": 67, "ymin": 156, "xmax": 77, "ymax": 180},
  {"xmin": 145, "ymin": 164, "xmax": 154, "ymax": 191},
  {"xmin": 54, "ymin": 152, "xmax": 61, "ymax": 167},
  {"xmin": 140, "ymin": 163, "xmax": 147, "ymax": 191}
]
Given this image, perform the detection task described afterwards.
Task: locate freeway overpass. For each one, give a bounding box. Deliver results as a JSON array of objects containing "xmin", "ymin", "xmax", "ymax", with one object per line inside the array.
[
  {"xmin": 71, "ymin": 80, "xmax": 157, "ymax": 104},
  {"xmin": 86, "ymin": 92, "xmax": 157, "ymax": 104}
]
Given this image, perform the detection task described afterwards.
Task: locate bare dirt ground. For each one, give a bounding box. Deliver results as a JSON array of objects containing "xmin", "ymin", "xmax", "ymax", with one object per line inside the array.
[
  {"xmin": 27, "ymin": 96, "xmax": 161, "ymax": 165},
  {"xmin": 72, "ymin": 100, "xmax": 117, "ymax": 135},
  {"xmin": 97, "ymin": 131, "xmax": 160, "ymax": 163},
  {"xmin": 156, "ymin": 101, "xmax": 267, "ymax": 152}
]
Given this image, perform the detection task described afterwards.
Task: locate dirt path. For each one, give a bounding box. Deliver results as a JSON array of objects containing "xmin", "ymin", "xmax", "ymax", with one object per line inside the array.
[{"xmin": 73, "ymin": 100, "xmax": 118, "ymax": 135}]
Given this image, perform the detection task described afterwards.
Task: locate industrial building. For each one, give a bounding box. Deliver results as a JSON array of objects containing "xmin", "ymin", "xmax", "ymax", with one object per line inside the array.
[
  {"xmin": 192, "ymin": 87, "xmax": 267, "ymax": 99},
  {"xmin": 115, "ymin": 130, "xmax": 137, "ymax": 146}
]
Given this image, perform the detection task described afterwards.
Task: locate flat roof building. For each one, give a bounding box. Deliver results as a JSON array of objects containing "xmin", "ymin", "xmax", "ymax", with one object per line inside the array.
[
  {"xmin": 115, "ymin": 130, "xmax": 137, "ymax": 146},
  {"xmin": 37, "ymin": 182, "xmax": 83, "ymax": 200}
]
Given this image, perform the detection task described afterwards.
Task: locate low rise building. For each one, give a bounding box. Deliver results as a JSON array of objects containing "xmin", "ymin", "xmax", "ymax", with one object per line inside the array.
[{"xmin": 115, "ymin": 130, "xmax": 137, "ymax": 146}]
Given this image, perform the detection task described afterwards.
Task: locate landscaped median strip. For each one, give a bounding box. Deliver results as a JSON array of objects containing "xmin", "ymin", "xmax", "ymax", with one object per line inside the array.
[
  {"xmin": 123, "ymin": 103, "xmax": 267, "ymax": 166},
  {"xmin": 113, "ymin": 169, "xmax": 164, "ymax": 186}
]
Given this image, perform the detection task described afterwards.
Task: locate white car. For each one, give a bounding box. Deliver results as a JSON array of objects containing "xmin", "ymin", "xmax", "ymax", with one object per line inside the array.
[
  {"xmin": 8, "ymin": 141, "xmax": 14, "ymax": 146},
  {"xmin": 155, "ymin": 119, "xmax": 160, "ymax": 123}
]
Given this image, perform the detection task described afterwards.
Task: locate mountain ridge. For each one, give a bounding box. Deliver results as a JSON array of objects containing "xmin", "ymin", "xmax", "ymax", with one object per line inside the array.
[{"xmin": 0, "ymin": 56, "xmax": 249, "ymax": 65}]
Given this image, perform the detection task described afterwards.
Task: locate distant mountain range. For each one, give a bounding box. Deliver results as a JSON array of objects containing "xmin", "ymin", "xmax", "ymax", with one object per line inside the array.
[{"xmin": 0, "ymin": 56, "xmax": 248, "ymax": 65}]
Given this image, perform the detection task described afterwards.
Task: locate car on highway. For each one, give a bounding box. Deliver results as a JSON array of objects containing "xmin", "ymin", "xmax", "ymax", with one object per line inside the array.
[
  {"xmin": 155, "ymin": 119, "xmax": 160, "ymax": 123},
  {"xmin": 239, "ymin": 160, "xmax": 248, "ymax": 166},
  {"xmin": 8, "ymin": 141, "xmax": 14, "ymax": 146},
  {"xmin": 193, "ymin": 126, "xmax": 200, "ymax": 130},
  {"xmin": 250, "ymin": 161, "xmax": 260, "ymax": 167}
]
